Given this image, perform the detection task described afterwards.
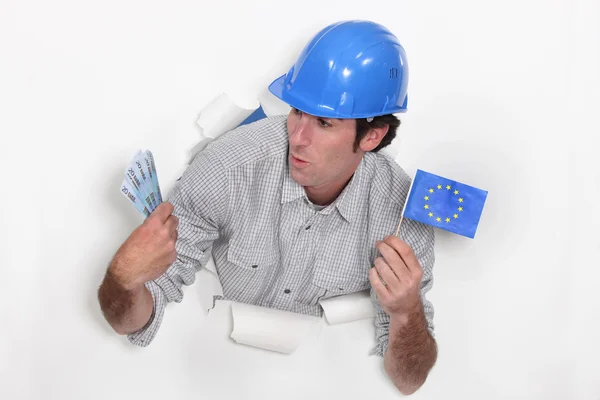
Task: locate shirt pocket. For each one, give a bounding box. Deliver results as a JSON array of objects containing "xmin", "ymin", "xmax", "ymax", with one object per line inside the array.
[
  {"xmin": 218, "ymin": 238, "xmax": 278, "ymax": 304},
  {"xmin": 309, "ymin": 257, "xmax": 372, "ymax": 301}
]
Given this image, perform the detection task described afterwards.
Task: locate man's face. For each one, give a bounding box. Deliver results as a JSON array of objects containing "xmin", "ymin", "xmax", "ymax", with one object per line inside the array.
[{"xmin": 287, "ymin": 108, "xmax": 363, "ymax": 190}]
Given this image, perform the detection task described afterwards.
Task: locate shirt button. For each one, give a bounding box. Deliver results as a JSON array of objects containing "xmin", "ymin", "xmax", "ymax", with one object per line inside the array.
[
  {"xmin": 251, "ymin": 264, "xmax": 258, "ymax": 269},
  {"xmin": 305, "ymin": 225, "xmax": 311, "ymax": 230},
  {"xmin": 284, "ymin": 289, "xmax": 291, "ymax": 294}
]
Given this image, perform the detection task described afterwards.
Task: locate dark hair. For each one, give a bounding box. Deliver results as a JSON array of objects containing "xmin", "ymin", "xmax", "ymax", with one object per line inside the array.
[{"xmin": 354, "ymin": 114, "xmax": 401, "ymax": 152}]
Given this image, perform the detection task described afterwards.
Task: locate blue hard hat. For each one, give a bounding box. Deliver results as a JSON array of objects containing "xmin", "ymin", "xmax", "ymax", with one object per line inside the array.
[{"xmin": 268, "ymin": 20, "xmax": 409, "ymax": 119}]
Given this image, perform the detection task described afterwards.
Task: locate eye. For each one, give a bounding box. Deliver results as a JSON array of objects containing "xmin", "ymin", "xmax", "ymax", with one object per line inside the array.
[
  {"xmin": 318, "ymin": 118, "xmax": 331, "ymax": 128},
  {"xmin": 292, "ymin": 108, "xmax": 302, "ymax": 115}
]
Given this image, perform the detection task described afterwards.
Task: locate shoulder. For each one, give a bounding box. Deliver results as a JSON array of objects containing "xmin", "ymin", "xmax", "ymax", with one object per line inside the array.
[
  {"xmin": 203, "ymin": 115, "xmax": 288, "ymax": 171},
  {"xmin": 363, "ymin": 152, "xmax": 435, "ymax": 259},
  {"xmin": 363, "ymin": 152, "xmax": 412, "ymax": 208}
]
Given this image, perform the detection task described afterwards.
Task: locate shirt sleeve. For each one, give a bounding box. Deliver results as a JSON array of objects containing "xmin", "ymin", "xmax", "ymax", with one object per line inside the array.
[
  {"xmin": 128, "ymin": 148, "xmax": 230, "ymax": 346},
  {"xmin": 370, "ymin": 219, "xmax": 436, "ymax": 357}
]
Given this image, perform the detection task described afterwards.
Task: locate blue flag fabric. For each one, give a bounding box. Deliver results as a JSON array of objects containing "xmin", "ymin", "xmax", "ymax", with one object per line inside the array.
[{"xmin": 403, "ymin": 169, "xmax": 488, "ymax": 238}]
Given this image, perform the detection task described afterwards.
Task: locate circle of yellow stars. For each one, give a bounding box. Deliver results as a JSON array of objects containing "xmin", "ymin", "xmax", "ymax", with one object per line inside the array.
[{"xmin": 423, "ymin": 183, "xmax": 463, "ymax": 223}]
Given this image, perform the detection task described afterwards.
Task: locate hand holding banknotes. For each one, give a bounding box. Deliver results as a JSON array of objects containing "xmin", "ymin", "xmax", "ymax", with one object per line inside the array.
[
  {"xmin": 109, "ymin": 202, "xmax": 178, "ymax": 290},
  {"xmin": 110, "ymin": 150, "xmax": 177, "ymax": 290},
  {"xmin": 98, "ymin": 151, "xmax": 175, "ymax": 336}
]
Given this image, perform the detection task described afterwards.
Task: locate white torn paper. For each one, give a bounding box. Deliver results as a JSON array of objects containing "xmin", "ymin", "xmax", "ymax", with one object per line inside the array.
[
  {"xmin": 196, "ymin": 93, "xmax": 258, "ymax": 139},
  {"xmin": 197, "ymin": 255, "xmax": 224, "ymax": 313},
  {"xmin": 319, "ymin": 290, "xmax": 376, "ymax": 324},
  {"xmin": 187, "ymin": 93, "xmax": 260, "ymax": 164},
  {"xmin": 230, "ymin": 302, "xmax": 322, "ymax": 354},
  {"xmin": 257, "ymin": 88, "xmax": 291, "ymax": 117},
  {"xmin": 203, "ymin": 259, "xmax": 376, "ymax": 353}
]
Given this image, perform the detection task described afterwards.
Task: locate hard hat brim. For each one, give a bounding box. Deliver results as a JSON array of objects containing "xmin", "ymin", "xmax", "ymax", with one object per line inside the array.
[
  {"xmin": 268, "ymin": 74, "xmax": 339, "ymax": 119},
  {"xmin": 268, "ymin": 74, "xmax": 408, "ymax": 119}
]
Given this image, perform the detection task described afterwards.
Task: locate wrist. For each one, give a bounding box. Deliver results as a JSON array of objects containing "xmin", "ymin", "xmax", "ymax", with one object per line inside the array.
[
  {"xmin": 389, "ymin": 301, "xmax": 424, "ymax": 327},
  {"xmin": 107, "ymin": 261, "xmax": 142, "ymax": 292}
]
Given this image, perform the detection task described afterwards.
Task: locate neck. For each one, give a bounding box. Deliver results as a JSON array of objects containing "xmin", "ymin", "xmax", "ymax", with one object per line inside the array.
[
  {"xmin": 304, "ymin": 184, "xmax": 346, "ymax": 206},
  {"xmin": 304, "ymin": 159, "xmax": 361, "ymax": 206}
]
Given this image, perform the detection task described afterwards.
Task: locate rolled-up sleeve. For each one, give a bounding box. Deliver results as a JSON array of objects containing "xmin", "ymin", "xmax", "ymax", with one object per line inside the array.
[
  {"xmin": 127, "ymin": 148, "xmax": 229, "ymax": 346},
  {"xmin": 370, "ymin": 219, "xmax": 436, "ymax": 357},
  {"xmin": 127, "ymin": 280, "xmax": 166, "ymax": 346}
]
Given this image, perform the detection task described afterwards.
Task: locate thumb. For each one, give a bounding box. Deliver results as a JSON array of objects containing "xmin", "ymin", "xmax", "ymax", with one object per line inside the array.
[{"xmin": 149, "ymin": 202, "xmax": 174, "ymax": 223}]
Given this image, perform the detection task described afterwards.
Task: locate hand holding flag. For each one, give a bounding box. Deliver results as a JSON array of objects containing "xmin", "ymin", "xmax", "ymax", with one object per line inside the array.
[{"xmin": 369, "ymin": 236, "xmax": 424, "ymax": 317}]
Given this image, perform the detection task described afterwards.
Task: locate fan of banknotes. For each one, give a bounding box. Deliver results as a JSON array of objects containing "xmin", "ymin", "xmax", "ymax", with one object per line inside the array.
[{"xmin": 120, "ymin": 150, "xmax": 163, "ymax": 217}]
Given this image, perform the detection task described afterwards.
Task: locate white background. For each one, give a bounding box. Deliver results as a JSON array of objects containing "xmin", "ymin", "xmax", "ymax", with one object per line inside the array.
[{"xmin": 1, "ymin": 0, "xmax": 599, "ymax": 399}]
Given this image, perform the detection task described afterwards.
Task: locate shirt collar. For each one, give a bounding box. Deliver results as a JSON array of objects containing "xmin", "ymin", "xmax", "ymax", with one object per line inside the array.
[
  {"xmin": 281, "ymin": 160, "xmax": 305, "ymax": 204},
  {"xmin": 331, "ymin": 156, "xmax": 365, "ymax": 223},
  {"xmin": 281, "ymin": 154, "xmax": 367, "ymax": 224}
]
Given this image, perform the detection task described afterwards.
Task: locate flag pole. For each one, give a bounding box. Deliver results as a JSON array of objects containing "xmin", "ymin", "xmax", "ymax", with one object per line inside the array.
[
  {"xmin": 394, "ymin": 215, "xmax": 404, "ymax": 237},
  {"xmin": 395, "ymin": 170, "xmax": 417, "ymax": 238}
]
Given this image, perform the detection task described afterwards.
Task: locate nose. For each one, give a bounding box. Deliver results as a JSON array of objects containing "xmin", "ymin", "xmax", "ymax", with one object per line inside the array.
[{"xmin": 289, "ymin": 115, "xmax": 311, "ymax": 147}]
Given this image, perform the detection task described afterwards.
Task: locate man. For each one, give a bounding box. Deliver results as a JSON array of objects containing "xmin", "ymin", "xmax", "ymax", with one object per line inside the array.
[{"xmin": 98, "ymin": 20, "xmax": 437, "ymax": 395}]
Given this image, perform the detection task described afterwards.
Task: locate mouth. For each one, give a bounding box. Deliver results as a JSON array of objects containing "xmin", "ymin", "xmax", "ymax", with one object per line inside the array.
[{"xmin": 290, "ymin": 154, "xmax": 309, "ymax": 167}]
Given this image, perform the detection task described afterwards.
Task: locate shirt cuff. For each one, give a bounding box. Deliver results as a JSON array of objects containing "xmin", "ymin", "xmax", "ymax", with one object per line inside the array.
[
  {"xmin": 127, "ymin": 280, "xmax": 166, "ymax": 347},
  {"xmin": 370, "ymin": 339, "xmax": 389, "ymax": 357}
]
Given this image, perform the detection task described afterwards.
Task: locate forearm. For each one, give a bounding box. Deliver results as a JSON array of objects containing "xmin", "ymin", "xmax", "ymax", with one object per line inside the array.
[
  {"xmin": 97, "ymin": 269, "xmax": 154, "ymax": 335},
  {"xmin": 383, "ymin": 305, "xmax": 437, "ymax": 395}
]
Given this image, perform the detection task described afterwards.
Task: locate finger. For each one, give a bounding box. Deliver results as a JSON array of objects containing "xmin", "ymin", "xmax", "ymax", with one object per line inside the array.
[
  {"xmin": 373, "ymin": 257, "xmax": 401, "ymax": 292},
  {"xmin": 383, "ymin": 235, "xmax": 422, "ymax": 276},
  {"xmin": 166, "ymin": 215, "xmax": 179, "ymax": 238},
  {"xmin": 376, "ymin": 240, "xmax": 410, "ymax": 281},
  {"xmin": 369, "ymin": 267, "xmax": 390, "ymax": 299},
  {"xmin": 167, "ymin": 250, "xmax": 177, "ymax": 265},
  {"xmin": 166, "ymin": 215, "xmax": 179, "ymax": 230},
  {"xmin": 149, "ymin": 202, "xmax": 174, "ymax": 223}
]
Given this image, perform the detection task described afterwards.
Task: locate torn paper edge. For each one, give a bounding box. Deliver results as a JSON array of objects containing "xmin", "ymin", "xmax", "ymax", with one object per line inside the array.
[
  {"xmin": 186, "ymin": 93, "xmax": 258, "ymax": 165},
  {"xmin": 230, "ymin": 302, "xmax": 322, "ymax": 354},
  {"xmin": 319, "ymin": 290, "xmax": 376, "ymax": 325}
]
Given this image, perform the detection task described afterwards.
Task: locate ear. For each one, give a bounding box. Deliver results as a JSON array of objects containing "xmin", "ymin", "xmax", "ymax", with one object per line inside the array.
[{"xmin": 359, "ymin": 124, "xmax": 390, "ymax": 152}]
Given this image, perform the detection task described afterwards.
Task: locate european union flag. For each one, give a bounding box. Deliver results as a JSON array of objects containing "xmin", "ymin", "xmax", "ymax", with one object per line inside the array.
[{"xmin": 403, "ymin": 170, "xmax": 488, "ymax": 238}]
